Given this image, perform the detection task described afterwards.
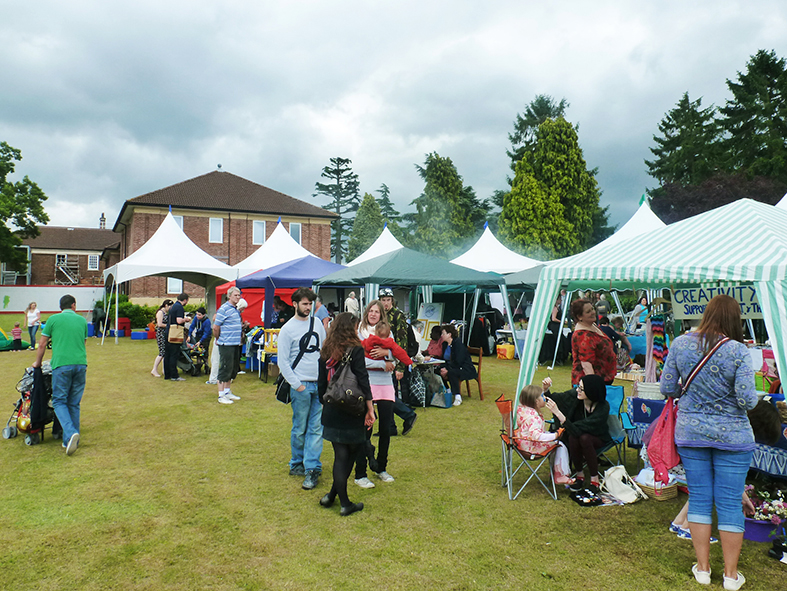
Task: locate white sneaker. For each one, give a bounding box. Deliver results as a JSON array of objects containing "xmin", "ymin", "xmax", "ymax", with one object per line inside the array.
[
  {"xmin": 723, "ymin": 572, "xmax": 745, "ymax": 591},
  {"xmin": 218, "ymin": 396, "xmax": 234, "ymax": 405},
  {"xmin": 453, "ymin": 395, "xmax": 463, "ymax": 407},
  {"xmin": 377, "ymin": 471, "xmax": 395, "ymax": 483},
  {"xmin": 354, "ymin": 477, "xmax": 375, "ymax": 489},
  {"xmin": 206, "ymin": 379, "xmax": 217, "ymax": 385},
  {"xmin": 224, "ymin": 392, "xmax": 240, "ymax": 401},
  {"xmin": 692, "ymin": 564, "xmax": 711, "ymax": 585},
  {"xmin": 65, "ymin": 433, "xmax": 79, "ymax": 456}
]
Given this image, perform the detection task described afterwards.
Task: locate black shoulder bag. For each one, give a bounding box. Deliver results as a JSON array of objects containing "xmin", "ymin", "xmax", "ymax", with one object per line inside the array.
[
  {"xmin": 275, "ymin": 318, "xmax": 317, "ymax": 404},
  {"xmin": 324, "ymin": 347, "xmax": 366, "ymax": 416}
]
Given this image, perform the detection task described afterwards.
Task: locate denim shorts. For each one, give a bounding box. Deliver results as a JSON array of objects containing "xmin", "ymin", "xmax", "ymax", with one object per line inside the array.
[{"xmin": 678, "ymin": 446, "xmax": 753, "ymax": 533}]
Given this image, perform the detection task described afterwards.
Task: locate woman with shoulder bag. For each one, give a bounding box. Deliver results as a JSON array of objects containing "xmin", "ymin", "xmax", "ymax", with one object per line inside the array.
[
  {"xmin": 660, "ymin": 295, "xmax": 758, "ymax": 590},
  {"xmin": 318, "ymin": 313, "xmax": 376, "ymax": 517}
]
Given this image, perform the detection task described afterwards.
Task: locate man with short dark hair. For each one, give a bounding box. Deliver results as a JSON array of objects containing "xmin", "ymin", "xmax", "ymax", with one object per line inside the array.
[
  {"xmin": 164, "ymin": 293, "xmax": 189, "ymax": 381},
  {"xmin": 278, "ymin": 286, "xmax": 325, "ymax": 490},
  {"xmin": 32, "ymin": 294, "xmax": 88, "ymax": 456},
  {"xmin": 213, "ymin": 287, "xmax": 243, "ymax": 405},
  {"xmin": 189, "ymin": 307, "xmax": 212, "ymax": 349}
]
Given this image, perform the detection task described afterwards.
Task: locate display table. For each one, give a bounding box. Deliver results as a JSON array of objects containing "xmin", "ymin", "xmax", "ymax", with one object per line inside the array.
[{"xmin": 626, "ymin": 397, "xmax": 787, "ymax": 479}]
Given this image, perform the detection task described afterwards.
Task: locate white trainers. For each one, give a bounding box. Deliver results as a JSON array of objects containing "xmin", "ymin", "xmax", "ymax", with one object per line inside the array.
[
  {"xmin": 65, "ymin": 433, "xmax": 79, "ymax": 456},
  {"xmin": 218, "ymin": 396, "xmax": 234, "ymax": 405},
  {"xmin": 692, "ymin": 564, "xmax": 711, "ymax": 585},
  {"xmin": 206, "ymin": 379, "xmax": 217, "ymax": 385},
  {"xmin": 354, "ymin": 477, "xmax": 375, "ymax": 489},
  {"xmin": 224, "ymin": 392, "xmax": 240, "ymax": 401},
  {"xmin": 723, "ymin": 572, "xmax": 745, "ymax": 591},
  {"xmin": 377, "ymin": 471, "xmax": 395, "ymax": 483},
  {"xmin": 453, "ymin": 394, "xmax": 463, "ymax": 407}
]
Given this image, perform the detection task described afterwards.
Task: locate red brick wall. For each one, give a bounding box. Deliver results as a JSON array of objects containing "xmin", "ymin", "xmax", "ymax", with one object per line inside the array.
[
  {"xmin": 122, "ymin": 209, "xmax": 332, "ymax": 301},
  {"xmin": 29, "ymin": 252, "xmax": 109, "ymax": 286}
]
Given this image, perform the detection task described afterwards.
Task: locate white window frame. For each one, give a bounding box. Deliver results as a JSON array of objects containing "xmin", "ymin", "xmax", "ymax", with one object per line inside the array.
[
  {"xmin": 167, "ymin": 277, "xmax": 183, "ymax": 294},
  {"xmin": 87, "ymin": 254, "xmax": 100, "ymax": 271},
  {"xmin": 289, "ymin": 222, "xmax": 302, "ymax": 245},
  {"xmin": 252, "ymin": 220, "xmax": 266, "ymax": 246},
  {"xmin": 209, "ymin": 217, "xmax": 223, "ymax": 244},
  {"xmin": 172, "ymin": 215, "xmax": 183, "ymax": 229}
]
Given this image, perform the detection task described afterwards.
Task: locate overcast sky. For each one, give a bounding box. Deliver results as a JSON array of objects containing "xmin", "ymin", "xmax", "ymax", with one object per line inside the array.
[{"xmin": 3, "ymin": 1, "xmax": 786, "ymax": 236}]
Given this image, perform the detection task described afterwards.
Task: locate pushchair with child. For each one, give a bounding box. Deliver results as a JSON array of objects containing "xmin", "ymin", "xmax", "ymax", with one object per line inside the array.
[
  {"xmin": 177, "ymin": 342, "xmax": 210, "ymax": 376},
  {"xmin": 3, "ymin": 362, "xmax": 61, "ymax": 446}
]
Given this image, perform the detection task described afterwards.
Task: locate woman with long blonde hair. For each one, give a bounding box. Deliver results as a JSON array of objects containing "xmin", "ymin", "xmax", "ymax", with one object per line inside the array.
[{"xmin": 24, "ymin": 301, "xmax": 41, "ymax": 350}]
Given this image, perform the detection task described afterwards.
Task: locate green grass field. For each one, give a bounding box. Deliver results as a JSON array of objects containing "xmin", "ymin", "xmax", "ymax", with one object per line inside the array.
[{"xmin": 0, "ymin": 338, "xmax": 781, "ymax": 590}]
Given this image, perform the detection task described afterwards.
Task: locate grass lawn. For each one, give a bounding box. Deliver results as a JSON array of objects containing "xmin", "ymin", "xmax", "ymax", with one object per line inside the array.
[{"xmin": 0, "ymin": 338, "xmax": 781, "ymax": 590}]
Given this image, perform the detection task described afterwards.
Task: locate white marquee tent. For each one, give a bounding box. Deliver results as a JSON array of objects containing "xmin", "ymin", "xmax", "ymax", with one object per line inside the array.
[
  {"xmin": 450, "ymin": 224, "xmax": 541, "ymax": 274},
  {"xmin": 233, "ymin": 220, "xmax": 313, "ymax": 277},
  {"xmin": 515, "ymin": 198, "xmax": 787, "ymax": 393},
  {"xmin": 347, "ymin": 225, "xmax": 404, "ymax": 267},
  {"xmin": 102, "ymin": 212, "xmax": 237, "ymax": 343}
]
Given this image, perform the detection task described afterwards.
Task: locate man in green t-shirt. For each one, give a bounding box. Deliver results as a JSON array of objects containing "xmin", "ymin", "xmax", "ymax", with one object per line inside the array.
[{"xmin": 32, "ymin": 294, "xmax": 88, "ymax": 456}]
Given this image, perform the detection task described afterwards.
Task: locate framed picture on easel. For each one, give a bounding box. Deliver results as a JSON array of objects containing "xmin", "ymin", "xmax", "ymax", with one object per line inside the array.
[{"xmin": 418, "ymin": 303, "xmax": 443, "ymax": 349}]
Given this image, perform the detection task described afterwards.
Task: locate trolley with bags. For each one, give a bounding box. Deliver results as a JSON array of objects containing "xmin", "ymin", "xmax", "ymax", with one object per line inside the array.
[{"xmin": 3, "ymin": 362, "xmax": 61, "ymax": 446}]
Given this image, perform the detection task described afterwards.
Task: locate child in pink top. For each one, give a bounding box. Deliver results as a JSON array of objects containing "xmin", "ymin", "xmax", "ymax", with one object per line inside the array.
[
  {"xmin": 12, "ymin": 323, "xmax": 23, "ymax": 351},
  {"xmin": 362, "ymin": 324, "xmax": 413, "ymax": 368},
  {"xmin": 516, "ymin": 381, "xmax": 573, "ymax": 484}
]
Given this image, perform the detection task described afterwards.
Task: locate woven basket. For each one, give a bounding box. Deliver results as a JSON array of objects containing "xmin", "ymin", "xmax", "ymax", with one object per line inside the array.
[
  {"xmin": 634, "ymin": 382, "xmax": 665, "ymax": 400},
  {"xmin": 639, "ymin": 482, "xmax": 677, "ymax": 501}
]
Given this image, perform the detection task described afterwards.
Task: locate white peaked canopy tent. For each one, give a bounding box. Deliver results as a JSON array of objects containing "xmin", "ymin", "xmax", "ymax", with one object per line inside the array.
[
  {"xmin": 233, "ymin": 220, "xmax": 313, "ymax": 277},
  {"xmin": 102, "ymin": 212, "xmax": 237, "ymax": 343},
  {"xmin": 600, "ymin": 199, "xmax": 667, "ymax": 248},
  {"xmin": 450, "ymin": 223, "xmax": 542, "ymax": 274},
  {"xmin": 776, "ymin": 192, "xmax": 787, "ymax": 210},
  {"xmin": 515, "ymin": 199, "xmax": 787, "ymax": 395},
  {"xmin": 347, "ymin": 225, "xmax": 404, "ymax": 267}
]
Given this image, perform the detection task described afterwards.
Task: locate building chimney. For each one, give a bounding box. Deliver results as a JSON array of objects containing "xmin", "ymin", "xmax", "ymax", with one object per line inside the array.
[{"xmin": 100, "ymin": 212, "xmax": 106, "ymax": 230}]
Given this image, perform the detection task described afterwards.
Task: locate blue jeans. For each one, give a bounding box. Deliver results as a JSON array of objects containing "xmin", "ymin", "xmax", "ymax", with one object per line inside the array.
[
  {"xmin": 28, "ymin": 325, "xmax": 39, "ymax": 346},
  {"xmin": 290, "ymin": 381, "xmax": 323, "ymax": 472},
  {"xmin": 678, "ymin": 446, "xmax": 753, "ymax": 533},
  {"xmin": 52, "ymin": 365, "xmax": 87, "ymax": 444}
]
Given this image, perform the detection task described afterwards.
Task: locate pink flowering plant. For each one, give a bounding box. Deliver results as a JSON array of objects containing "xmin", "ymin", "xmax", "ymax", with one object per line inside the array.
[{"xmin": 744, "ymin": 484, "xmax": 787, "ymax": 526}]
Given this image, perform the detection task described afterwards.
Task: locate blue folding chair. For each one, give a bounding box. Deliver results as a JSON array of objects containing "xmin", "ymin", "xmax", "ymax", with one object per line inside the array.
[{"xmin": 597, "ymin": 385, "xmax": 626, "ymax": 466}]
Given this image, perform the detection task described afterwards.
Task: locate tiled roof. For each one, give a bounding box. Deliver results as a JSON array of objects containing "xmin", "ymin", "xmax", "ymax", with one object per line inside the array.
[
  {"xmin": 20, "ymin": 227, "xmax": 120, "ymax": 251},
  {"xmin": 115, "ymin": 171, "xmax": 336, "ymax": 229}
]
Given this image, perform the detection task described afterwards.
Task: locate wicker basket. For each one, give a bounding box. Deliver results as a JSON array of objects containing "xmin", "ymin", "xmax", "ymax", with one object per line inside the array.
[{"xmin": 639, "ymin": 482, "xmax": 678, "ymax": 501}]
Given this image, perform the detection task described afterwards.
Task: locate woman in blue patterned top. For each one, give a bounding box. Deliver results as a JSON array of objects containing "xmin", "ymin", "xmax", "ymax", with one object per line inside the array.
[{"xmin": 660, "ymin": 294, "xmax": 757, "ymax": 590}]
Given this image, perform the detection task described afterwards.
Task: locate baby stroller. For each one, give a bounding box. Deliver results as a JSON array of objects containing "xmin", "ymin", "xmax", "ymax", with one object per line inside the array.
[
  {"xmin": 187, "ymin": 342, "xmax": 210, "ymax": 376},
  {"xmin": 3, "ymin": 362, "xmax": 60, "ymax": 446}
]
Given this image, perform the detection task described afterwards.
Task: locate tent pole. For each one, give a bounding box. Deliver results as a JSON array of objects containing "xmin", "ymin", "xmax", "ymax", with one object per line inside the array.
[
  {"xmin": 115, "ymin": 280, "xmax": 119, "ymax": 344},
  {"xmin": 100, "ymin": 278, "xmax": 111, "ymax": 346},
  {"xmin": 501, "ymin": 284, "xmax": 519, "ymax": 358},
  {"xmin": 550, "ymin": 289, "xmax": 570, "ymax": 370},
  {"xmin": 467, "ymin": 288, "xmax": 481, "ymax": 345},
  {"xmin": 611, "ymin": 291, "xmax": 624, "ymax": 316}
]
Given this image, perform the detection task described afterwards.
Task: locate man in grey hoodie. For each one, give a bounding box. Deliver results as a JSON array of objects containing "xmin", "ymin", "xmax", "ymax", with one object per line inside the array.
[{"xmin": 277, "ymin": 287, "xmax": 326, "ymax": 490}]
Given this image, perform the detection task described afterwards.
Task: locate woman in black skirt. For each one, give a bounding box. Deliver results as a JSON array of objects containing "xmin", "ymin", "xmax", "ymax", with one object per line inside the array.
[{"xmin": 318, "ymin": 313, "xmax": 376, "ymax": 516}]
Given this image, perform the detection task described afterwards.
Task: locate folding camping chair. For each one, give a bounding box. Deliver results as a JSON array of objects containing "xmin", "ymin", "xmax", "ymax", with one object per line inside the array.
[
  {"xmin": 597, "ymin": 385, "xmax": 626, "ymax": 467},
  {"xmin": 495, "ymin": 395, "xmax": 558, "ymax": 501}
]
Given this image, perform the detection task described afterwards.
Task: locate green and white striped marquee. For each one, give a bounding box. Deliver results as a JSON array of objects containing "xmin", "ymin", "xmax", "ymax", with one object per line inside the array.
[{"xmin": 516, "ymin": 198, "xmax": 787, "ymax": 393}]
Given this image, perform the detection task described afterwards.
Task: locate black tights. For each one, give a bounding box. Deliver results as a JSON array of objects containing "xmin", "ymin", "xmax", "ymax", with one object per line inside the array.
[
  {"xmin": 327, "ymin": 442, "xmax": 360, "ymax": 508},
  {"xmin": 567, "ymin": 433, "xmax": 604, "ymax": 478}
]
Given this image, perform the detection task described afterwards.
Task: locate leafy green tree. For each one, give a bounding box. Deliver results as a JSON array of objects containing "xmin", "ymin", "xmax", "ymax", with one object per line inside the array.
[
  {"xmin": 313, "ymin": 157, "xmax": 361, "ymax": 263},
  {"xmin": 530, "ymin": 117, "xmax": 600, "ymax": 250},
  {"xmin": 498, "ymin": 159, "xmax": 575, "ymax": 258},
  {"xmin": 645, "ymin": 92, "xmax": 722, "ymax": 185},
  {"xmin": 719, "ymin": 49, "xmax": 787, "ymax": 183},
  {"xmin": 507, "ymin": 95, "xmax": 570, "ymax": 170},
  {"xmin": 347, "ymin": 193, "xmax": 385, "ymax": 261},
  {"xmin": 1, "ymin": 141, "xmax": 49, "ymax": 271},
  {"xmin": 408, "ymin": 152, "xmax": 478, "ymax": 257}
]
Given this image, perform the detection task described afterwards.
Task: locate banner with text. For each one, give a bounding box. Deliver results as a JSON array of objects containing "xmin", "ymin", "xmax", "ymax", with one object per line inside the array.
[{"xmin": 672, "ymin": 285, "xmax": 762, "ymax": 320}]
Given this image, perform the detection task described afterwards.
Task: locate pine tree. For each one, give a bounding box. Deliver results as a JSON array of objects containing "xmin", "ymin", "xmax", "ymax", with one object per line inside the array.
[
  {"xmin": 719, "ymin": 49, "xmax": 787, "ymax": 183},
  {"xmin": 375, "ymin": 183, "xmax": 401, "ymax": 223},
  {"xmin": 347, "ymin": 193, "xmax": 385, "ymax": 261},
  {"xmin": 645, "ymin": 92, "xmax": 722, "ymax": 185},
  {"xmin": 313, "ymin": 157, "xmax": 360, "ymax": 263}
]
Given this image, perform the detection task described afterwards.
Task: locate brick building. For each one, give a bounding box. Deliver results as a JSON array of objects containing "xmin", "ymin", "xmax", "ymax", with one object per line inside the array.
[
  {"xmin": 9, "ymin": 223, "xmax": 120, "ymax": 286},
  {"xmin": 112, "ymin": 170, "xmax": 336, "ymax": 304}
]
